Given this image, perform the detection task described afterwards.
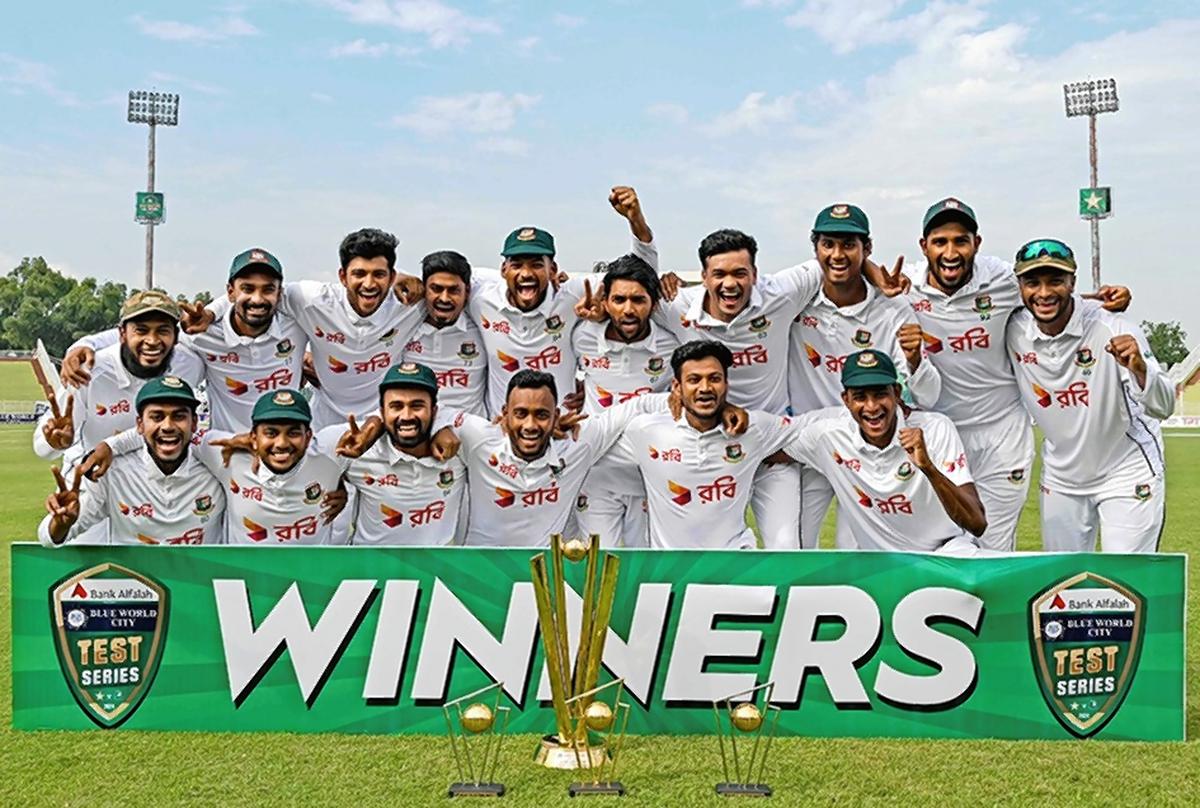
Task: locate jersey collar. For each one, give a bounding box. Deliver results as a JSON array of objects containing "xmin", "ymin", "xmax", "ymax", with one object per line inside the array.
[
  {"xmin": 811, "ymin": 281, "xmax": 877, "ymax": 318},
  {"xmin": 339, "ymin": 289, "xmax": 397, "ymax": 327},
  {"xmin": 1024, "ymin": 295, "xmax": 1085, "ymax": 342},
  {"xmin": 139, "ymin": 443, "xmax": 201, "ymax": 482}
]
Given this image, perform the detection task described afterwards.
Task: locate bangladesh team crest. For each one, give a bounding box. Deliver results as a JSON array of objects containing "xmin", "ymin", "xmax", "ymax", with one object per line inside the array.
[
  {"xmin": 895, "ymin": 461, "xmax": 914, "ymax": 481},
  {"xmin": 544, "ymin": 315, "xmax": 564, "ymax": 337},
  {"xmin": 1075, "ymin": 347, "xmax": 1096, "ymax": 372},
  {"xmin": 49, "ymin": 563, "xmax": 169, "ymax": 728},
  {"xmin": 973, "ymin": 294, "xmax": 993, "ymax": 319},
  {"xmin": 645, "ymin": 356, "xmax": 666, "ymax": 377},
  {"xmin": 275, "ymin": 338, "xmax": 294, "ymax": 358},
  {"xmin": 193, "ymin": 495, "xmax": 213, "ymax": 517},
  {"xmin": 749, "ymin": 315, "xmax": 771, "ymax": 336},
  {"xmin": 304, "ymin": 482, "xmax": 323, "ymax": 504},
  {"xmin": 852, "ymin": 329, "xmax": 873, "ymax": 348},
  {"xmin": 724, "ymin": 443, "xmax": 744, "ymax": 463},
  {"xmin": 458, "ymin": 341, "xmax": 478, "ymax": 360},
  {"xmin": 1028, "ymin": 572, "xmax": 1145, "ymax": 738},
  {"xmin": 437, "ymin": 469, "xmax": 456, "ymax": 490}
]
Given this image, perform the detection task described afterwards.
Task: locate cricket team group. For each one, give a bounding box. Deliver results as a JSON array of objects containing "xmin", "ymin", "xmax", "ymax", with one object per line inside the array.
[{"xmin": 33, "ymin": 187, "xmax": 1173, "ymax": 555}]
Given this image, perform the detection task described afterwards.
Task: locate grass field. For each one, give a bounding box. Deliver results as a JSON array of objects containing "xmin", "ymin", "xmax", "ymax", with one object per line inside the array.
[{"xmin": 1, "ymin": 355, "xmax": 1197, "ymax": 806}]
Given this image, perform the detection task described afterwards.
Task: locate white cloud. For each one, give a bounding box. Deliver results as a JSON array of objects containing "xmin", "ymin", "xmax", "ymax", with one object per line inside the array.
[
  {"xmin": 325, "ymin": 0, "xmax": 500, "ymax": 49},
  {"xmin": 0, "ymin": 54, "xmax": 80, "ymax": 107},
  {"xmin": 475, "ymin": 137, "xmax": 530, "ymax": 156},
  {"xmin": 330, "ymin": 38, "xmax": 392, "ymax": 57},
  {"xmin": 391, "ymin": 92, "xmax": 540, "ymax": 135},
  {"xmin": 130, "ymin": 13, "xmax": 260, "ymax": 43},
  {"xmin": 516, "ymin": 36, "xmax": 541, "ymax": 51},
  {"xmin": 311, "ymin": 92, "xmax": 335, "ymax": 103},
  {"xmin": 701, "ymin": 91, "xmax": 802, "ymax": 136},
  {"xmin": 552, "ymin": 13, "xmax": 586, "ymax": 28},
  {"xmin": 147, "ymin": 71, "xmax": 225, "ymax": 96},
  {"xmin": 783, "ymin": 0, "xmax": 986, "ymax": 54},
  {"xmin": 646, "ymin": 102, "xmax": 690, "ymax": 125}
]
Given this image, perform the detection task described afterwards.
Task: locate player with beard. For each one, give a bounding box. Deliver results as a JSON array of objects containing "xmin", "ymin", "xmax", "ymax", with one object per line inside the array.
[
  {"xmin": 399, "ymin": 251, "xmax": 488, "ymax": 416},
  {"xmin": 1005, "ymin": 240, "xmax": 1171, "ymax": 552},
  {"xmin": 774, "ymin": 349, "xmax": 986, "ymax": 552},
  {"xmin": 61, "ymin": 248, "xmax": 308, "ymax": 432},
  {"xmin": 570, "ymin": 254, "xmax": 679, "ymax": 546},
  {"xmin": 788, "ymin": 204, "xmax": 941, "ymax": 548},
  {"xmin": 313, "ymin": 363, "xmax": 467, "ymax": 545},
  {"xmin": 39, "ymin": 376, "xmax": 225, "ymax": 546},
  {"xmin": 903, "ymin": 198, "xmax": 1131, "ymax": 550}
]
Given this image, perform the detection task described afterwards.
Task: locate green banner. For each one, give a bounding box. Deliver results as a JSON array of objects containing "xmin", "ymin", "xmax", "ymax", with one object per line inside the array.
[{"xmin": 11, "ymin": 545, "xmax": 1186, "ymax": 740}]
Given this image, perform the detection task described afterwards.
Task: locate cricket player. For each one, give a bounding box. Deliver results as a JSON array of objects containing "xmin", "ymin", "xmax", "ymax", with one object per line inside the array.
[
  {"xmin": 904, "ymin": 198, "xmax": 1131, "ymax": 551},
  {"xmin": 1005, "ymin": 238, "xmax": 1171, "ymax": 552},
  {"xmin": 39, "ymin": 376, "xmax": 225, "ymax": 546},
  {"xmin": 570, "ymin": 253, "xmax": 679, "ymax": 545},
  {"xmin": 777, "ymin": 350, "xmax": 987, "ymax": 552},
  {"xmin": 654, "ymin": 228, "xmax": 908, "ymax": 548},
  {"xmin": 788, "ymin": 204, "xmax": 941, "ymax": 548},
  {"xmin": 313, "ymin": 363, "xmax": 467, "ymax": 545},
  {"xmin": 60, "ymin": 249, "xmax": 307, "ymax": 433},
  {"xmin": 398, "ymin": 251, "xmax": 488, "ymax": 416}
]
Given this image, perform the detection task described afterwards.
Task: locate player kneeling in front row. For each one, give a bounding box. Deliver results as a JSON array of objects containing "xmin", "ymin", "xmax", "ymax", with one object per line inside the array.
[
  {"xmin": 775, "ymin": 350, "xmax": 988, "ymax": 553},
  {"xmin": 1005, "ymin": 239, "xmax": 1172, "ymax": 552},
  {"xmin": 39, "ymin": 377, "xmax": 226, "ymax": 546}
]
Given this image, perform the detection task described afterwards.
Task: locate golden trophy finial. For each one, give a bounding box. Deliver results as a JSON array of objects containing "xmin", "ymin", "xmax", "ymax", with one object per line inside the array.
[
  {"xmin": 529, "ymin": 533, "xmax": 622, "ymax": 772},
  {"xmin": 713, "ymin": 682, "xmax": 781, "ymax": 797},
  {"xmin": 442, "ymin": 682, "xmax": 511, "ymax": 797}
]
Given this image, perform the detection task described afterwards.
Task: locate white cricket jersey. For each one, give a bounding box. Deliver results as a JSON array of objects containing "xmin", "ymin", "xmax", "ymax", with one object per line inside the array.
[
  {"xmin": 571, "ymin": 319, "xmax": 679, "ymax": 415},
  {"xmin": 657, "ymin": 264, "xmax": 822, "ymax": 414},
  {"xmin": 37, "ymin": 445, "xmax": 225, "ymax": 547},
  {"xmin": 400, "ymin": 316, "xmax": 488, "ymax": 416},
  {"xmin": 454, "ymin": 393, "xmax": 666, "ymax": 546},
  {"xmin": 33, "ymin": 343, "xmax": 205, "ymax": 468},
  {"xmin": 903, "ymin": 255, "xmax": 1023, "ymax": 428},
  {"xmin": 607, "ymin": 409, "xmax": 799, "ymax": 549},
  {"xmin": 314, "ymin": 425, "xmax": 466, "ymax": 546},
  {"xmin": 184, "ymin": 309, "xmax": 308, "ymax": 431},
  {"xmin": 784, "ymin": 408, "xmax": 975, "ymax": 551},
  {"xmin": 788, "ymin": 263, "xmax": 941, "ymax": 413},
  {"xmin": 1005, "ymin": 299, "xmax": 1172, "ymax": 495}
]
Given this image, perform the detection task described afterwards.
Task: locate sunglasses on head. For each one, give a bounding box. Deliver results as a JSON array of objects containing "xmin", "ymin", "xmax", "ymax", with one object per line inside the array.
[{"xmin": 1016, "ymin": 239, "xmax": 1074, "ymax": 263}]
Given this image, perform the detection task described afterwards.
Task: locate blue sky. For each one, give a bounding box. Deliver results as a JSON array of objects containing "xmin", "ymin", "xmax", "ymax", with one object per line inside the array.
[{"xmin": 2, "ymin": 1, "xmax": 1198, "ymax": 344}]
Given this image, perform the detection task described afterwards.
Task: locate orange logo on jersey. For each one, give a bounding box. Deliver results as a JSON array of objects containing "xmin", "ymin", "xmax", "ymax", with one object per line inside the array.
[
  {"xmin": 224, "ymin": 376, "xmax": 249, "ymax": 396},
  {"xmin": 853, "ymin": 485, "xmax": 872, "ymax": 508},
  {"xmin": 1031, "ymin": 383, "xmax": 1053, "ymax": 408},
  {"xmin": 118, "ymin": 502, "xmax": 131, "ymax": 515},
  {"xmin": 380, "ymin": 504, "xmax": 404, "ymax": 528},
  {"xmin": 803, "ymin": 342, "xmax": 821, "ymax": 368},
  {"xmin": 327, "ymin": 356, "xmax": 349, "ymax": 374},
  {"xmin": 244, "ymin": 517, "xmax": 268, "ymax": 542},
  {"xmin": 496, "ymin": 350, "xmax": 520, "ymax": 373},
  {"xmin": 833, "ymin": 451, "xmax": 862, "ymax": 472},
  {"xmin": 95, "ymin": 404, "xmax": 107, "ymax": 415},
  {"xmin": 668, "ymin": 480, "xmax": 691, "ymax": 506},
  {"xmin": 596, "ymin": 386, "xmax": 614, "ymax": 408},
  {"xmin": 494, "ymin": 487, "xmax": 516, "ymax": 508},
  {"xmin": 229, "ymin": 479, "xmax": 240, "ymax": 494},
  {"xmin": 922, "ymin": 332, "xmax": 944, "ymax": 353}
]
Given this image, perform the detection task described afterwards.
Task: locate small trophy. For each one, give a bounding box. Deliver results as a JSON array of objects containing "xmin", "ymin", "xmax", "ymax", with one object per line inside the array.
[
  {"xmin": 530, "ymin": 534, "xmax": 621, "ymax": 771},
  {"xmin": 565, "ymin": 678, "xmax": 631, "ymax": 796},
  {"xmin": 713, "ymin": 682, "xmax": 781, "ymax": 797},
  {"xmin": 442, "ymin": 682, "xmax": 511, "ymax": 797}
]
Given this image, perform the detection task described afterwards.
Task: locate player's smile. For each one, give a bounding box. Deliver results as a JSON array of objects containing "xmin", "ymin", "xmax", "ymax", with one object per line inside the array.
[
  {"xmin": 922, "ymin": 222, "xmax": 981, "ymax": 293},
  {"xmin": 1019, "ymin": 269, "xmax": 1074, "ymax": 328},
  {"xmin": 138, "ymin": 403, "xmax": 196, "ymax": 466},
  {"xmin": 254, "ymin": 422, "xmax": 311, "ymax": 474},
  {"xmin": 340, "ymin": 256, "xmax": 394, "ymax": 317},
  {"xmin": 702, "ymin": 249, "xmax": 756, "ymax": 322},
  {"xmin": 843, "ymin": 386, "xmax": 899, "ymax": 446}
]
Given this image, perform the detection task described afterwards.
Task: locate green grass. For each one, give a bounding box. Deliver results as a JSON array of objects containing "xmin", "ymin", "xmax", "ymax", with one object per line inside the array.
[
  {"xmin": 0, "ymin": 359, "xmax": 45, "ymax": 402},
  {"xmin": 1, "ymin": 423, "xmax": 1197, "ymax": 807}
]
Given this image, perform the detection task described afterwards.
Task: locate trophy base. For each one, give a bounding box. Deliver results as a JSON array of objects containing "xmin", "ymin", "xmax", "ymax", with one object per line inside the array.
[
  {"xmin": 448, "ymin": 782, "xmax": 506, "ymax": 797},
  {"xmin": 569, "ymin": 781, "xmax": 626, "ymax": 797},
  {"xmin": 534, "ymin": 735, "xmax": 609, "ymax": 769},
  {"xmin": 716, "ymin": 783, "xmax": 772, "ymax": 797}
]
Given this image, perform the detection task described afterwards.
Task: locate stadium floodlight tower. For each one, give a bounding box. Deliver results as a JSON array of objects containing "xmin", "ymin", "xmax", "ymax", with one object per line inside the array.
[
  {"xmin": 1063, "ymin": 78, "xmax": 1118, "ymax": 291},
  {"xmin": 127, "ymin": 90, "xmax": 180, "ymax": 290}
]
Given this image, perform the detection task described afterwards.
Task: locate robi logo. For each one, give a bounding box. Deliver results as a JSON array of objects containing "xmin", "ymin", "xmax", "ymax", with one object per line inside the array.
[
  {"xmin": 494, "ymin": 487, "xmax": 516, "ymax": 508},
  {"xmin": 668, "ymin": 480, "xmax": 691, "ymax": 506},
  {"xmin": 496, "ymin": 351, "xmax": 520, "ymax": 373}
]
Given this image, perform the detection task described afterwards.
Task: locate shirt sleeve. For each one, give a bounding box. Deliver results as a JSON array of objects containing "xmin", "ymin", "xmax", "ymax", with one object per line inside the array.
[
  {"xmin": 1120, "ymin": 321, "xmax": 1176, "ymax": 419},
  {"xmin": 191, "ymin": 429, "xmax": 235, "ymax": 477},
  {"xmin": 768, "ymin": 261, "xmax": 823, "ymax": 318},
  {"xmin": 927, "ymin": 417, "xmax": 973, "ymax": 486},
  {"xmin": 104, "ymin": 426, "xmax": 145, "ymax": 457},
  {"xmin": 597, "ymin": 433, "xmax": 646, "ymax": 497},
  {"xmin": 71, "ymin": 328, "xmax": 120, "ymax": 352},
  {"xmin": 37, "ymin": 477, "xmax": 108, "ymax": 547},
  {"xmin": 279, "ymin": 280, "xmax": 328, "ymax": 322},
  {"xmin": 778, "ymin": 407, "xmax": 844, "ymax": 465},
  {"xmin": 630, "ymin": 236, "xmax": 659, "ymax": 272},
  {"xmin": 308, "ymin": 426, "xmax": 354, "ymax": 472},
  {"xmin": 888, "ymin": 309, "xmax": 941, "ymax": 409},
  {"xmin": 578, "ymin": 392, "xmax": 668, "ymax": 461},
  {"xmin": 469, "ymin": 267, "xmax": 503, "ymax": 295}
]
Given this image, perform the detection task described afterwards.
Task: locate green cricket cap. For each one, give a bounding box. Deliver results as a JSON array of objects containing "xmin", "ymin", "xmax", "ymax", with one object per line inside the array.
[
  {"xmin": 812, "ymin": 204, "xmax": 870, "ymax": 237},
  {"xmin": 119, "ymin": 289, "xmax": 181, "ymax": 325},
  {"xmin": 251, "ymin": 389, "xmax": 312, "ymax": 425},
  {"xmin": 922, "ymin": 197, "xmax": 978, "ymax": 235},
  {"xmin": 379, "ymin": 361, "xmax": 439, "ymax": 397},
  {"xmin": 135, "ymin": 375, "xmax": 200, "ymax": 411},
  {"xmin": 229, "ymin": 247, "xmax": 284, "ymax": 281},
  {"xmin": 1013, "ymin": 238, "xmax": 1077, "ymax": 276},
  {"xmin": 502, "ymin": 227, "xmax": 556, "ymax": 257},
  {"xmin": 841, "ymin": 350, "xmax": 899, "ymax": 389}
]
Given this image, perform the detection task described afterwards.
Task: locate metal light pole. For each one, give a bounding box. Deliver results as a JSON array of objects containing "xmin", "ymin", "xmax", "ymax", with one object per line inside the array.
[
  {"xmin": 1064, "ymin": 78, "xmax": 1118, "ymax": 290},
  {"xmin": 127, "ymin": 90, "xmax": 179, "ymax": 290}
]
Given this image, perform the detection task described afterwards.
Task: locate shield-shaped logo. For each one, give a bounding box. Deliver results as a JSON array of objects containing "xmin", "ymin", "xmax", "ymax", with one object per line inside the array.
[
  {"xmin": 49, "ymin": 563, "xmax": 169, "ymax": 729},
  {"xmin": 852, "ymin": 329, "xmax": 872, "ymax": 348},
  {"xmin": 379, "ymin": 327, "xmax": 397, "ymax": 346},
  {"xmin": 1008, "ymin": 468, "xmax": 1026, "ymax": 484},
  {"xmin": 1075, "ymin": 348, "xmax": 1096, "ymax": 370},
  {"xmin": 458, "ymin": 341, "xmax": 478, "ymax": 360},
  {"xmin": 646, "ymin": 356, "xmax": 665, "ymax": 375},
  {"xmin": 193, "ymin": 495, "xmax": 213, "ymax": 516},
  {"xmin": 544, "ymin": 315, "xmax": 564, "ymax": 335},
  {"xmin": 1028, "ymin": 572, "xmax": 1145, "ymax": 738},
  {"xmin": 1134, "ymin": 483, "xmax": 1151, "ymax": 501},
  {"xmin": 275, "ymin": 338, "xmax": 294, "ymax": 358},
  {"xmin": 749, "ymin": 315, "xmax": 771, "ymax": 335},
  {"xmin": 437, "ymin": 469, "xmax": 455, "ymax": 490},
  {"xmin": 576, "ymin": 494, "xmax": 589, "ymax": 512},
  {"xmin": 304, "ymin": 482, "xmax": 322, "ymax": 504},
  {"xmin": 724, "ymin": 443, "xmax": 744, "ymax": 463},
  {"xmin": 895, "ymin": 461, "xmax": 914, "ymax": 481},
  {"xmin": 973, "ymin": 294, "xmax": 993, "ymax": 319}
]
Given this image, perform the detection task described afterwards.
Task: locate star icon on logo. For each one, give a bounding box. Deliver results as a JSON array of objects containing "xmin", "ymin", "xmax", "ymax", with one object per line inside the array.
[{"xmin": 1084, "ymin": 190, "xmax": 1104, "ymax": 210}]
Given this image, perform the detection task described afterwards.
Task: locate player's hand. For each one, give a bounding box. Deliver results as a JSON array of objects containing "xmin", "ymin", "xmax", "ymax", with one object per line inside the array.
[
  {"xmin": 335, "ymin": 414, "xmax": 383, "ymax": 458},
  {"xmin": 46, "ymin": 466, "xmax": 83, "ymax": 522},
  {"xmin": 320, "ymin": 479, "xmax": 348, "ymax": 525},
  {"xmin": 60, "ymin": 346, "xmax": 96, "ymax": 386},
  {"xmin": 722, "ymin": 404, "xmax": 749, "ymax": 436},
  {"xmin": 553, "ymin": 409, "xmax": 589, "ymax": 441},
  {"xmin": 668, "ymin": 387, "xmax": 683, "ymax": 420},
  {"xmin": 1082, "ymin": 285, "xmax": 1131, "ymax": 313},
  {"xmin": 1106, "ymin": 335, "xmax": 1147, "ymax": 375},
  {"xmin": 610, "ymin": 185, "xmax": 653, "ymax": 243},
  {"xmin": 896, "ymin": 323, "xmax": 924, "ymax": 370},
  {"xmin": 431, "ymin": 426, "xmax": 461, "ymax": 461},
  {"xmin": 393, "ymin": 273, "xmax": 424, "ymax": 305},
  {"xmin": 561, "ymin": 382, "xmax": 585, "ymax": 413},
  {"xmin": 898, "ymin": 427, "xmax": 932, "ymax": 471},
  {"xmin": 301, "ymin": 351, "xmax": 322, "ymax": 389},
  {"xmin": 179, "ymin": 300, "xmax": 215, "ymax": 335},
  {"xmin": 210, "ymin": 432, "xmax": 255, "ymax": 468},
  {"xmin": 42, "ymin": 394, "xmax": 75, "ymax": 450},
  {"xmin": 77, "ymin": 442, "xmax": 113, "ymax": 481},
  {"xmin": 867, "ymin": 256, "xmax": 910, "ymax": 297},
  {"xmin": 659, "ymin": 272, "xmax": 681, "ymax": 302},
  {"xmin": 574, "ymin": 279, "xmax": 607, "ymax": 323}
]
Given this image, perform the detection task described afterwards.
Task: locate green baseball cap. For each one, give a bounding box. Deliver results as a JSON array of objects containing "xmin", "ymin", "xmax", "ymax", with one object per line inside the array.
[
  {"xmin": 379, "ymin": 361, "xmax": 439, "ymax": 397},
  {"xmin": 229, "ymin": 247, "xmax": 284, "ymax": 281},
  {"xmin": 251, "ymin": 389, "xmax": 312, "ymax": 425},
  {"xmin": 119, "ymin": 289, "xmax": 181, "ymax": 325},
  {"xmin": 922, "ymin": 197, "xmax": 978, "ymax": 235},
  {"xmin": 135, "ymin": 375, "xmax": 200, "ymax": 412},
  {"xmin": 841, "ymin": 350, "xmax": 899, "ymax": 389},
  {"xmin": 812, "ymin": 204, "xmax": 870, "ymax": 237},
  {"xmin": 502, "ymin": 227, "xmax": 556, "ymax": 258}
]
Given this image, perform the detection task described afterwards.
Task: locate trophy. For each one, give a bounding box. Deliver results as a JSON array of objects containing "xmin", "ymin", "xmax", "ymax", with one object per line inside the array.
[
  {"xmin": 530, "ymin": 534, "xmax": 621, "ymax": 772},
  {"xmin": 713, "ymin": 682, "xmax": 781, "ymax": 797},
  {"xmin": 442, "ymin": 682, "xmax": 511, "ymax": 797},
  {"xmin": 563, "ymin": 678, "xmax": 631, "ymax": 796}
]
